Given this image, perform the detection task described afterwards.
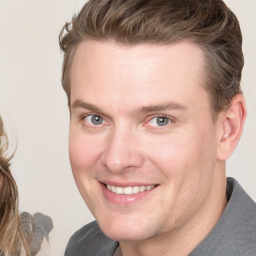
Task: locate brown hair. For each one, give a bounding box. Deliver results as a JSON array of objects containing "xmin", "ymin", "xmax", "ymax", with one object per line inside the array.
[
  {"xmin": 0, "ymin": 116, "xmax": 30, "ymax": 256},
  {"xmin": 59, "ymin": 0, "xmax": 243, "ymax": 117}
]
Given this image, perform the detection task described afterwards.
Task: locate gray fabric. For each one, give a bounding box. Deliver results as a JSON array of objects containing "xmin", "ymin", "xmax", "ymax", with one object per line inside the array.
[
  {"xmin": 65, "ymin": 221, "xmax": 118, "ymax": 256},
  {"xmin": 65, "ymin": 178, "xmax": 256, "ymax": 256},
  {"xmin": 190, "ymin": 177, "xmax": 256, "ymax": 256},
  {"xmin": 21, "ymin": 212, "xmax": 53, "ymax": 256}
]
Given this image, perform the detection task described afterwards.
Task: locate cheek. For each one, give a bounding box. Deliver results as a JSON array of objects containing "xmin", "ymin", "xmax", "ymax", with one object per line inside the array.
[
  {"xmin": 144, "ymin": 131, "xmax": 216, "ymax": 181},
  {"xmin": 69, "ymin": 131, "xmax": 102, "ymax": 170},
  {"xmin": 69, "ymin": 132, "xmax": 103, "ymax": 210},
  {"xmin": 145, "ymin": 135, "xmax": 194, "ymax": 173}
]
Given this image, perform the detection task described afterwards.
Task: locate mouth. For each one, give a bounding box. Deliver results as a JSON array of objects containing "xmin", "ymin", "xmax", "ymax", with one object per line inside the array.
[
  {"xmin": 100, "ymin": 182, "xmax": 158, "ymax": 205},
  {"xmin": 105, "ymin": 184, "xmax": 156, "ymax": 195}
]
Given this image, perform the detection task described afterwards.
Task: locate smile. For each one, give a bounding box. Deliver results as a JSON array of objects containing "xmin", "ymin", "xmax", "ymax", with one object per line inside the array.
[{"xmin": 106, "ymin": 184, "xmax": 156, "ymax": 195}]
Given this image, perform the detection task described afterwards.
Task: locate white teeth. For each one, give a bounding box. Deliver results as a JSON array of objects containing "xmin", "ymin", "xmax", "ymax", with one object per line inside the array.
[
  {"xmin": 116, "ymin": 187, "xmax": 124, "ymax": 194},
  {"xmin": 106, "ymin": 184, "xmax": 155, "ymax": 195},
  {"xmin": 140, "ymin": 186, "xmax": 146, "ymax": 192},
  {"xmin": 123, "ymin": 187, "xmax": 133, "ymax": 195},
  {"xmin": 132, "ymin": 186, "xmax": 140, "ymax": 194}
]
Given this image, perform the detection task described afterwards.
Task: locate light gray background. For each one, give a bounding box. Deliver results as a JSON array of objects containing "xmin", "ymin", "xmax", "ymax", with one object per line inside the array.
[{"xmin": 0, "ymin": 1, "xmax": 255, "ymax": 255}]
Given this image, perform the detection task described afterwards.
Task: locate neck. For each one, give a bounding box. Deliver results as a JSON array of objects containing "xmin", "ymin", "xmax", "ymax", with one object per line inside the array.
[{"xmin": 119, "ymin": 167, "xmax": 228, "ymax": 256}]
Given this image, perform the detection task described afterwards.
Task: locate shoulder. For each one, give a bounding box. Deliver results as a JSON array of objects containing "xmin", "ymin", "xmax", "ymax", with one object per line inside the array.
[
  {"xmin": 226, "ymin": 177, "xmax": 256, "ymax": 224},
  {"xmin": 65, "ymin": 221, "xmax": 118, "ymax": 256},
  {"xmin": 226, "ymin": 178, "xmax": 256, "ymax": 251},
  {"xmin": 191, "ymin": 178, "xmax": 256, "ymax": 256}
]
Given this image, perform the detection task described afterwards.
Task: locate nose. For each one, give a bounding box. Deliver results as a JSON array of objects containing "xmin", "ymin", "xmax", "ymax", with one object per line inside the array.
[{"xmin": 101, "ymin": 128, "xmax": 144, "ymax": 173}]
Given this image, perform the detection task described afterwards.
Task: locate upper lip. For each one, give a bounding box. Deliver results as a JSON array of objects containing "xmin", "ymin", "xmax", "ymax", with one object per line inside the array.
[{"xmin": 100, "ymin": 181, "xmax": 158, "ymax": 187}]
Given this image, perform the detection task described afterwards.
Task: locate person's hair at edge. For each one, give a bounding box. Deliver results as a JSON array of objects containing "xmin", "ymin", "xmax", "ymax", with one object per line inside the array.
[
  {"xmin": 0, "ymin": 116, "xmax": 31, "ymax": 255},
  {"xmin": 59, "ymin": 0, "xmax": 244, "ymax": 120}
]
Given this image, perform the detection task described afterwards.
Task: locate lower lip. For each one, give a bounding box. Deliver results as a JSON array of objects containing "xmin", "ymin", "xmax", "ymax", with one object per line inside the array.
[{"xmin": 100, "ymin": 183, "xmax": 157, "ymax": 205}]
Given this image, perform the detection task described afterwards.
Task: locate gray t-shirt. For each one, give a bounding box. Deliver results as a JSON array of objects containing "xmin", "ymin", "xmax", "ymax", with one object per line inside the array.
[{"xmin": 65, "ymin": 178, "xmax": 256, "ymax": 256}]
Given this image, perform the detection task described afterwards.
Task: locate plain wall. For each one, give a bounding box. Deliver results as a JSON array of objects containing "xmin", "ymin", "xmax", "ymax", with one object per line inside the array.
[{"xmin": 0, "ymin": 1, "xmax": 255, "ymax": 255}]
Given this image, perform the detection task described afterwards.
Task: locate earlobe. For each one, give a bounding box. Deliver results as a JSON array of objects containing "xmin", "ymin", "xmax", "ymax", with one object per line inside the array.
[{"xmin": 217, "ymin": 94, "xmax": 247, "ymax": 161}]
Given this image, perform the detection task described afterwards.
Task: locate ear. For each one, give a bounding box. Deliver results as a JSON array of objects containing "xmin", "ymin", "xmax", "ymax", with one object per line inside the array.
[{"xmin": 217, "ymin": 94, "xmax": 247, "ymax": 161}]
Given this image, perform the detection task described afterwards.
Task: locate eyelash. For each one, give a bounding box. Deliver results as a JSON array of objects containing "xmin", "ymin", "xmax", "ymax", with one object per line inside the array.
[
  {"xmin": 80, "ymin": 113, "xmax": 174, "ymax": 128},
  {"xmin": 80, "ymin": 113, "xmax": 109, "ymax": 127},
  {"xmin": 144, "ymin": 115, "xmax": 173, "ymax": 128}
]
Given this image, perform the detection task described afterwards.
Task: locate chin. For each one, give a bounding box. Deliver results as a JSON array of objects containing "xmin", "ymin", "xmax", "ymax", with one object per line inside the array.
[
  {"xmin": 103, "ymin": 228, "xmax": 148, "ymax": 242},
  {"xmin": 97, "ymin": 216, "xmax": 154, "ymax": 242}
]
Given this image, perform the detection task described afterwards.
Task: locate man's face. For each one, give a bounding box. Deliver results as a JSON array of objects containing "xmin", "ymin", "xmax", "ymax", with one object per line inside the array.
[{"xmin": 69, "ymin": 40, "xmax": 223, "ymax": 242}]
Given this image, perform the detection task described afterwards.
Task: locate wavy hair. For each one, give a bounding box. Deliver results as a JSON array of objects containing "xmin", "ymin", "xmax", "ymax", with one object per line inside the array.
[
  {"xmin": 59, "ymin": 0, "xmax": 243, "ymax": 119},
  {"xmin": 0, "ymin": 116, "xmax": 30, "ymax": 256}
]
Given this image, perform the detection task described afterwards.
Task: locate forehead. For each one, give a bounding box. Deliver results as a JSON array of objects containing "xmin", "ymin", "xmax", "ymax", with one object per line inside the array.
[{"xmin": 70, "ymin": 40, "xmax": 209, "ymax": 112}]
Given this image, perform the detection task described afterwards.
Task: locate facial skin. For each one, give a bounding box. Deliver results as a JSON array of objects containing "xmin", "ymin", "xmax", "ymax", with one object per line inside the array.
[{"xmin": 69, "ymin": 40, "xmax": 244, "ymax": 255}]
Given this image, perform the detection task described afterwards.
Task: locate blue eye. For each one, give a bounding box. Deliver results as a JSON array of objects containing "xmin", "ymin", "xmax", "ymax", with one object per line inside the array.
[
  {"xmin": 148, "ymin": 116, "xmax": 171, "ymax": 127},
  {"xmin": 84, "ymin": 114, "xmax": 106, "ymax": 125}
]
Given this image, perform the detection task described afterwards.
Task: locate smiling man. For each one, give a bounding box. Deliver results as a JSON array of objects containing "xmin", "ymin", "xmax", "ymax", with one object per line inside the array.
[{"xmin": 60, "ymin": 1, "xmax": 256, "ymax": 255}]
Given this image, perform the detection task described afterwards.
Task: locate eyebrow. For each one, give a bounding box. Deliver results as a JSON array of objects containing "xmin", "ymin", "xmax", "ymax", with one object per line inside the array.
[
  {"xmin": 71, "ymin": 99, "xmax": 187, "ymax": 116},
  {"xmin": 137, "ymin": 102, "xmax": 187, "ymax": 113},
  {"xmin": 71, "ymin": 100, "xmax": 105, "ymax": 113}
]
